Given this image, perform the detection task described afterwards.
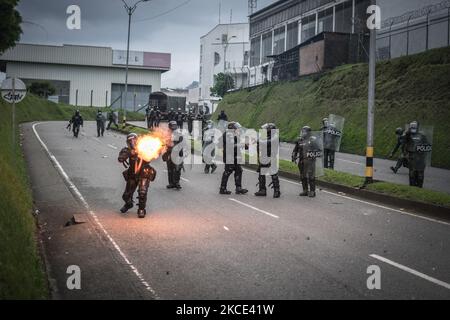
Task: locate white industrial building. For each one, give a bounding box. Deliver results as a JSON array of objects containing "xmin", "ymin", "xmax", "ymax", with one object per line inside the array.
[
  {"xmin": 0, "ymin": 43, "xmax": 171, "ymax": 109},
  {"xmin": 199, "ymin": 23, "xmax": 250, "ymax": 112}
]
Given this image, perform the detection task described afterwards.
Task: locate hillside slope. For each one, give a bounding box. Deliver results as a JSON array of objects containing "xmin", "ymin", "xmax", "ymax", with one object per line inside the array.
[{"xmin": 216, "ymin": 46, "xmax": 450, "ymax": 169}]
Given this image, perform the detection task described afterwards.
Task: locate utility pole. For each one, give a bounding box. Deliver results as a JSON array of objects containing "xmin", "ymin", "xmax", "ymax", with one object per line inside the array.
[
  {"xmin": 121, "ymin": 0, "xmax": 150, "ymax": 124},
  {"xmin": 365, "ymin": 0, "xmax": 377, "ymax": 184}
]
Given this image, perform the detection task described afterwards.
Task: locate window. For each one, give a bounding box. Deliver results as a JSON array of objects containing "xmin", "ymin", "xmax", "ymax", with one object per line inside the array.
[
  {"xmin": 286, "ymin": 21, "xmax": 299, "ymax": 50},
  {"xmin": 262, "ymin": 31, "xmax": 273, "ymax": 63},
  {"xmin": 214, "ymin": 52, "xmax": 221, "ymax": 66},
  {"xmin": 273, "ymin": 26, "xmax": 286, "ymax": 55},
  {"xmin": 250, "ymin": 37, "xmax": 261, "ymax": 67},
  {"xmin": 301, "ymin": 14, "xmax": 316, "ymax": 43},
  {"xmin": 355, "ymin": 0, "xmax": 370, "ymax": 33},
  {"xmin": 335, "ymin": 0, "xmax": 352, "ymax": 33},
  {"xmin": 318, "ymin": 7, "xmax": 334, "ymax": 33}
]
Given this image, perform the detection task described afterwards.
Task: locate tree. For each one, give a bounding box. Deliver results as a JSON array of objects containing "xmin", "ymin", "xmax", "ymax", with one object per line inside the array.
[
  {"xmin": 210, "ymin": 73, "xmax": 235, "ymax": 98},
  {"xmin": 0, "ymin": 0, "xmax": 23, "ymax": 54},
  {"xmin": 29, "ymin": 81, "xmax": 56, "ymax": 98}
]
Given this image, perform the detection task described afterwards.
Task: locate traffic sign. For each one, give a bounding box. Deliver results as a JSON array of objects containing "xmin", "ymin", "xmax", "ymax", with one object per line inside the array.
[{"xmin": 1, "ymin": 78, "xmax": 27, "ymax": 104}]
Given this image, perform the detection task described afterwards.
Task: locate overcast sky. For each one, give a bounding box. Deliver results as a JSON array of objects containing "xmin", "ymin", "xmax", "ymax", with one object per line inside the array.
[{"xmin": 16, "ymin": 0, "xmax": 274, "ymax": 88}]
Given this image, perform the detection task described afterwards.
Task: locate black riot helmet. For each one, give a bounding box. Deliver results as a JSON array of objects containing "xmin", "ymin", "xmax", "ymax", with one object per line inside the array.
[
  {"xmin": 168, "ymin": 121, "xmax": 178, "ymax": 131},
  {"xmin": 409, "ymin": 121, "xmax": 419, "ymax": 134},
  {"xmin": 127, "ymin": 133, "xmax": 138, "ymax": 150},
  {"xmin": 261, "ymin": 123, "xmax": 277, "ymax": 139},
  {"xmin": 227, "ymin": 122, "xmax": 241, "ymax": 131},
  {"xmin": 75, "ymin": 110, "xmax": 80, "ymax": 116},
  {"xmin": 301, "ymin": 126, "xmax": 312, "ymax": 139},
  {"xmin": 395, "ymin": 127, "xmax": 404, "ymax": 136}
]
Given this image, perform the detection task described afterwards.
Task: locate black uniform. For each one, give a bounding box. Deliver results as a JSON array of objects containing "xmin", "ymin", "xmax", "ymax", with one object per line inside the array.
[
  {"xmin": 154, "ymin": 110, "xmax": 161, "ymax": 127},
  {"xmin": 147, "ymin": 109, "xmax": 155, "ymax": 129},
  {"xmin": 202, "ymin": 123, "xmax": 218, "ymax": 174},
  {"xmin": 292, "ymin": 132, "xmax": 321, "ymax": 197},
  {"xmin": 255, "ymin": 128, "xmax": 281, "ymax": 198},
  {"xmin": 217, "ymin": 110, "xmax": 228, "ymax": 122},
  {"xmin": 220, "ymin": 127, "xmax": 248, "ymax": 195},
  {"xmin": 69, "ymin": 112, "xmax": 83, "ymax": 138},
  {"xmin": 118, "ymin": 140, "xmax": 157, "ymax": 218},
  {"xmin": 107, "ymin": 111, "xmax": 118, "ymax": 130},
  {"xmin": 96, "ymin": 112, "xmax": 105, "ymax": 137},
  {"xmin": 390, "ymin": 132, "xmax": 408, "ymax": 174},
  {"xmin": 405, "ymin": 128, "xmax": 430, "ymax": 188},
  {"xmin": 163, "ymin": 126, "xmax": 184, "ymax": 189},
  {"xmin": 176, "ymin": 112, "xmax": 185, "ymax": 130},
  {"xmin": 187, "ymin": 112, "xmax": 195, "ymax": 134}
]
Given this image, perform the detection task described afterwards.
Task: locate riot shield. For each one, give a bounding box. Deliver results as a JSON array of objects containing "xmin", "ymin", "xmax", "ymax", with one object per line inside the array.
[
  {"xmin": 202, "ymin": 123, "xmax": 221, "ymax": 166},
  {"xmin": 324, "ymin": 114, "xmax": 345, "ymax": 152},
  {"xmin": 311, "ymin": 131, "xmax": 324, "ymax": 177},
  {"xmin": 258, "ymin": 129, "xmax": 280, "ymax": 176},
  {"xmin": 419, "ymin": 126, "xmax": 433, "ymax": 167}
]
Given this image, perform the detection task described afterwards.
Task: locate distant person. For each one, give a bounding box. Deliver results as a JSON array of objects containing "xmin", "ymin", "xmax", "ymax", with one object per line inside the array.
[
  {"xmin": 147, "ymin": 108, "xmax": 155, "ymax": 130},
  {"xmin": 176, "ymin": 109, "xmax": 184, "ymax": 129},
  {"xmin": 96, "ymin": 110, "xmax": 106, "ymax": 137},
  {"xmin": 217, "ymin": 110, "xmax": 228, "ymax": 122},
  {"xmin": 107, "ymin": 110, "xmax": 118, "ymax": 130},
  {"xmin": 68, "ymin": 110, "xmax": 83, "ymax": 138},
  {"xmin": 187, "ymin": 110, "xmax": 195, "ymax": 134},
  {"xmin": 389, "ymin": 127, "xmax": 408, "ymax": 174},
  {"xmin": 405, "ymin": 121, "xmax": 431, "ymax": 188},
  {"xmin": 162, "ymin": 121, "xmax": 185, "ymax": 190},
  {"xmin": 154, "ymin": 109, "xmax": 161, "ymax": 127}
]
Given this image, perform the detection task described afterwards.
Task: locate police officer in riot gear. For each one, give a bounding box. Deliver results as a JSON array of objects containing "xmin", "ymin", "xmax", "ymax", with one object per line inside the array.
[
  {"xmin": 69, "ymin": 110, "xmax": 83, "ymax": 138},
  {"xmin": 405, "ymin": 121, "xmax": 431, "ymax": 188},
  {"xmin": 187, "ymin": 110, "xmax": 195, "ymax": 134},
  {"xmin": 203, "ymin": 120, "xmax": 218, "ymax": 174},
  {"xmin": 96, "ymin": 110, "xmax": 105, "ymax": 137},
  {"xmin": 176, "ymin": 109, "xmax": 185, "ymax": 129},
  {"xmin": 220, "ymin": 122, "xmax": 248, "ymax": 195},
  {"xmin": 292, "ymin": 126, "xmax": 321, "ymax": 198},
  {"xmin": 163, "ymin": 121, "xmax": 185, "ymax": 190},
  {"xmin": 389, "ymin": 127, "xmax": 408, "ymax": 174},
  {"xmin": 255, "ymin": 123, "xmax": 281, "ymax": 198},
  {"xmin": 147, "ymin": 107, "xmax": 155, "ymax": 130},
  {"xmin": 154, "ymin": 109, "xmax": 161, "ymax": 127},
  {"xmin": 218, "ymin": 110, "xmax": 228, "ymax": 122},
  {"xmin": 322, "ymin": 117, "xmax": 339, "ymax": 169},
  {"xmin": 118, "ymin": 133, "xmax": 157, "ymax": 218}
]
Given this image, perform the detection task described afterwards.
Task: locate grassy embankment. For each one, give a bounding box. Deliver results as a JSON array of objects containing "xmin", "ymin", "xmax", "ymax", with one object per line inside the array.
[
  {"xmin": 0, "ymin": 94, "xmax": 144, "ymax": 299},
  {"xmin": 215, "ymin": 46, "xmax": 450, "ymax": 169}
]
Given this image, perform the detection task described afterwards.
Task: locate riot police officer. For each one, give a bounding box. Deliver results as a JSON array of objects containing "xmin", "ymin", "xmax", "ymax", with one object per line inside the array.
[
  {"xmin": 220, "ymin": 122, "xmax": 248, "ymax": 195},
  {"xmin": 147, "ymin": 107, "xmax": 155, "ymax": 130},
  {"xmin": 96, "ymin": 110, "xmax": 105, "ymax": 137},
  {"xmin": 292, "ymin": 126, "xmax": 321, "ymax": 198},
  {"xmin": 322, "ymin": 117, "xmax": 341, "ymax": 169},
  {"xmin": 405, "ymin": 121, "xmax": 431, "ymax": 188},
  {"xmin": 69, "ymin": 110, "xmax": 83, "ymax": 138},
  {"xmin": 389, "ymin": 127, "xmax": 408, "ymax": 174},
  {"xmin": 255, "ymin": 123, "xmax": 281, "ymax": 198},
  {"xmin": 187, "ymin": 110, "xmax": 195, "ymax": 134},
  {"xmin": 163, "ymin": 121, "xmax": 185, "ymax": 190},
  {"xmin": 176, "ymin": 109, "xmax": 185, "ymax": 129},
  {"xmin": 118, "ymin": 133, "xmax": 157, "ymax": 218},
  {"xmin": 202, "ymin": 120, "xmax": 218, "ymax": 174},
  {"xmin": 154, "ymin": 109, "xmax": 161, "ymax": 127}
]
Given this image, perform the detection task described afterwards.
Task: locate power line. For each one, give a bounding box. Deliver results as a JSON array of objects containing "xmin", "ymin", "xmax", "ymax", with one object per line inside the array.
[{"xmin": 133, "ymin": 0, "xmax": 193, "ymax": 23}]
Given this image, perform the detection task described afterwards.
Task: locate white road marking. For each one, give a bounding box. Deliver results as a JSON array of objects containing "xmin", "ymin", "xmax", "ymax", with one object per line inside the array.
[
  {"xmin": 336, "ymin": 158, "xmax": 364, "ymax": 166},
  {"xmin": 370, "ymin": 254, "xmax": 450, "ymax": 290},
  {"xmin": 242, "ymin": 168, "xmax": 450, "ymax": 227},
  {"xmin": 223, "ymin": 226, "xmax": 230, "ymax": 231},
  {"xmin": 108, "ymin": 144, "xmax": 118, "ymax": 150},
  {"xmin": 32, "ymin": 123, "xmax": 159, "ymax": 299},
  {"xmin": 229, "ymin": 198, "xmax": 279, "ymax": 219}
]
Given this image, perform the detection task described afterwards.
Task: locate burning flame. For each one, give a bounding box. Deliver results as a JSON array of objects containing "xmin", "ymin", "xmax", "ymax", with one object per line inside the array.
[{"xmin": 136, "ymin": 135, "xmax": 165, "ymax": 162}]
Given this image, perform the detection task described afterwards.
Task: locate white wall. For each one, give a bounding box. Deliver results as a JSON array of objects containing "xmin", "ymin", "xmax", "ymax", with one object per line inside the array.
[
  {"xmin": 6, "ymin": 62, "xmax": 162, "ymax": 107},
  {"xmin": 199, "ymin": 23, "xmax": 250, "ymax": 102}
]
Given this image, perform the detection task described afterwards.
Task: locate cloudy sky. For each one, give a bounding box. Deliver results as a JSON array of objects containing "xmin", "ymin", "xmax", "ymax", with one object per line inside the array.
[{"xmin": 16, "ymin": 0, "xmax": 275, "ymax": 88}]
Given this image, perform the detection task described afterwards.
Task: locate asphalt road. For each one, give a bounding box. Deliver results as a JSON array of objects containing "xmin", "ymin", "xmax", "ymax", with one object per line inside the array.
[
  {"xmin": 23, "ymin": 121, "xmax": 450, "ymax": 299},
  {"xmin": 131, "ymin": 121, "xmax": 450, "ymax": 194}
]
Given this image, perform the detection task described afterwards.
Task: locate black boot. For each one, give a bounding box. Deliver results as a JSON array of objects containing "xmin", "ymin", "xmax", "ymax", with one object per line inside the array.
[
  {"xmin": 137, "ymin": 209, "xmax": 146, "ymax": 218},
  {"xmin": 390, "ymin": 166, "xmax": 398, "ymax": 174},
  {"xmin": 120, "ymin": 202, "xmax": 133, "ymax": 213},
  {"xmin": 309, "ymin": 179, "xmax": 316, "ymax": 198},
  {"xmin": 204, "ymin": 165, "xmax": 210, "ymax": 174},
  {"xmin": 272, "ymin": 175, "xmax": 281, "ymax": 199},
  {"xmin": 300, "ymin": 179, "xmax": 308, "ymax": 196},
  {"xmin": 255, "ymin": 175, "xmax": 267, "ymax": 196},
  {"xmin": 236, "ymin": 187, "xmax": 248, "ymax": 195},
  {"xmin": 220, "ymin": 188, "xmax": 232, "ymax": 195},
  {"xmin": 220, "ymin": 171, "xmax": 231, "ymax": 195},
  {"xmin": 210, "ymin": 163, "xmax": 217, "ymax": 174}
]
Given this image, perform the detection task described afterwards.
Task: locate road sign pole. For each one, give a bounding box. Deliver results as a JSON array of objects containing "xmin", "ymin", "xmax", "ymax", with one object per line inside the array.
[{"xmin": 12, "ymin": 78, "xmax": 16, "ymax": 151}]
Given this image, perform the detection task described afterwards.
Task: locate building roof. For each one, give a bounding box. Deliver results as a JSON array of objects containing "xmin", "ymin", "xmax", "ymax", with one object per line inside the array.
[
  {"xmin": 249, "ymin": 0, "xmax": 292, "ymax": 19},
  {"xmin": 0, "ymin": 43, "xmax": 171, "ymax": 72}
]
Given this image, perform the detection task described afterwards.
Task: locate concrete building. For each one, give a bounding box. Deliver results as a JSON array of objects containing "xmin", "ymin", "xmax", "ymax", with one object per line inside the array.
[
  {"xmin": 0, "ymin": 43, "xmax": 171, "ymax": 109},
  {"xmin": 199, "ymin": 23, "xmax": 250, "ymax": 112},
  {"xmin": 249, "ymin": 0, "xmax": 450, "ymax": 86}
]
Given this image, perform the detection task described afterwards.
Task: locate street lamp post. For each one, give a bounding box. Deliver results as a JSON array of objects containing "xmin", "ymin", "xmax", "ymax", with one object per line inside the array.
[{"xmin": 121, "ymin": 0, "xmax": 150, "ymax": 124}]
